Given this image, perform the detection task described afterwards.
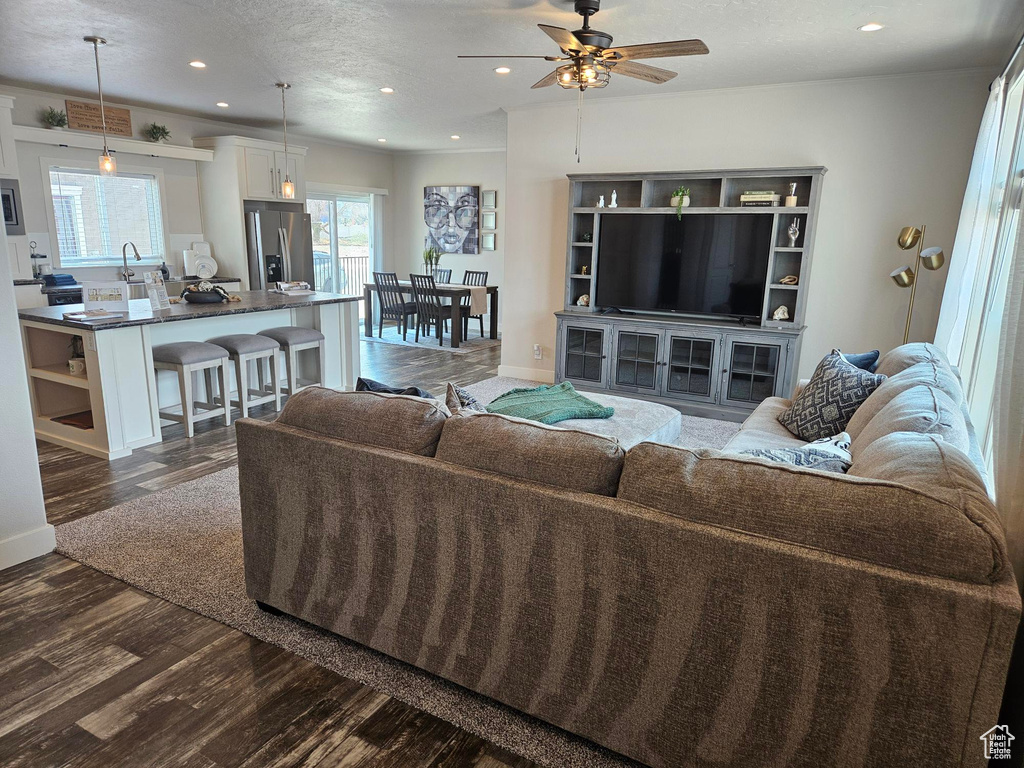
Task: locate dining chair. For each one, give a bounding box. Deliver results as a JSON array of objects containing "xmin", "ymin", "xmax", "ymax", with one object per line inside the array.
[
  {"xmin": 461, "ymin": 270, "xmax": 489, "ymax": 339},
  {"xmin": 433, "ymin": 268, "xmax": 452, "ymax": 284},
  {"xmin": 410, "ymin": 274, "xmax": 446, "ymax": 346},
  {"xmin": 373, "ymin": 271, "xmax": 417, "ymax": 340}
]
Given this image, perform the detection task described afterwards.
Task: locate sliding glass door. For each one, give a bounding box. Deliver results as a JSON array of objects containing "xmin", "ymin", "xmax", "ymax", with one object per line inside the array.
[{"xmin": 307, "ymin": 193, "xmax": 377, "ymax": 317}]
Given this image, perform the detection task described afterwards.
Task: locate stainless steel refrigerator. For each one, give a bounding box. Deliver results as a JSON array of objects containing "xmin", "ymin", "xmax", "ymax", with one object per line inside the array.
[{"xmin": 244, "ymin": 203, "xmax": 315, "ymax": 290}]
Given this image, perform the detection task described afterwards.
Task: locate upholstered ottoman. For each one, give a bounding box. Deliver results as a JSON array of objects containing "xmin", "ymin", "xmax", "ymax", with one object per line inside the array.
[{"xmin": 464, "ymin": 378, "xmax": 681, "ymax": 449}]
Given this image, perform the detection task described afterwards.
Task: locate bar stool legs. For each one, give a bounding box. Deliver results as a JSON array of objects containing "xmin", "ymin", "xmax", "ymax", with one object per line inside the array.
[
  {"xmin": 154, "ymin": 357, "xmax": 231, "ymax": 439},
  {"xmin": 280, "ymin": 339, "xmax": 326, "ymax": 396},
  {"xmin": 230, "ymin": 350, "xmax": 281, "ymax": 418}
]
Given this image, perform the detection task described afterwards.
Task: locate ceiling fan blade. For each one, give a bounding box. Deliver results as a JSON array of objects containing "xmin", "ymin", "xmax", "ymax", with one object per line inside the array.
[
  {"xmin": 458, "ymin": 55, "xmax": 563, "ymax": 59},
  {"xmin": 531, "ymin": 70, "xmax": 560, "ymax": 89},
  {"xmin": 538, "ymin": 24, "xmax": 588, "ymax": 55},
  {"xmin": 611, "ymin": 60, "xmax": 678, "ymax": 84},
  {"xmin": 603, "ymin": 39, "xmax": 709, "ymax": 61}
]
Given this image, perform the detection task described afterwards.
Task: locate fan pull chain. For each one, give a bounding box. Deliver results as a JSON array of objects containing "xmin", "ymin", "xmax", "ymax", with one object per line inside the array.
[{"xmin": 575, "ymin": 87, "xmax": 584, "ymax": 163}]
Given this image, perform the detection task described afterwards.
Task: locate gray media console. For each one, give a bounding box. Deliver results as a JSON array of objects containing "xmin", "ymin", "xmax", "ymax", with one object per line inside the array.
[{"xmin": 554, "ymin": 166, "xmax": 826, "ymax": 421}]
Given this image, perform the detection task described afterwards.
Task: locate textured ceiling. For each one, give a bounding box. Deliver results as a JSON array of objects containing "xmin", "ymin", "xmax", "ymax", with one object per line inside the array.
[{"xmin": 0, "ymin": 0, "xmax": 1021, "ymax": 151}]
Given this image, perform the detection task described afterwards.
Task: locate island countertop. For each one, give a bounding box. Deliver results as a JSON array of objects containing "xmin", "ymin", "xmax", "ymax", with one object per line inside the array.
[{"xmin": 19, "ymin": 290, "xmax": 361, "ymax": 331}]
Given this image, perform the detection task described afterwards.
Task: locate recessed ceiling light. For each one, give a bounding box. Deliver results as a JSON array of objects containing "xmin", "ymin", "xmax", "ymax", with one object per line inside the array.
[
  {"xmin": 377, "ymin": 138, "xmax": 387, "ymax": 143},
  {"xmin": 379, "ymin": 87, "xmax": 394, "ymax": 94},
  {"xmin": 216, "ymin": 102, "xmax": 229, "ymax": 108},
  {"xmin": 189, "ymin": 60, "xmax": 207, "ymax": 68},
  {"xmin": 451, "ymin": 135, "xmax": 461, "ymax": 140},
  {"xmin": 494, "ymin": 66, "xmax": 511, "ymax": 74},
  {"xmin": 858, "ymin": 22, "xmax": 884, "ymax": 32}
]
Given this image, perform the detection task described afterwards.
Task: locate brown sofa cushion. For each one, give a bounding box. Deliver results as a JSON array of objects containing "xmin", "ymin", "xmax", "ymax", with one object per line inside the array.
[
  {"xmin": 276, "ymin": 387, "xmax": 450, "ymax": 456},
  {"xmin": 616, "ymin": 441, "xmax": 1006, "ymax": 583},
  {"xmin": 846, "ymin": 361, "xmax": 964, "ymax": 439},
  {"xmin": 875, "ymin": 342, "xmax": 950, "ymax": 377},
  {"xmin": 850, "ymin": 384, "xmax": 969, "ymax": 455},
  {"xmin": 435, "ymin": 411, "xmax": 625, "ymax": 496}
]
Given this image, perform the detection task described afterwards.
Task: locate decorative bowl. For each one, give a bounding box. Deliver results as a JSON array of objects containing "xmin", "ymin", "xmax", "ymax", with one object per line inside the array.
[{"xmin": 183, "ymin": 291, "xmax": 227, "ymax": 304}]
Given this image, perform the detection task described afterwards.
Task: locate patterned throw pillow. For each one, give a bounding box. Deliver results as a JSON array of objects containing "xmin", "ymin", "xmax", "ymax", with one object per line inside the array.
[
  {"xmin": 778, "ymin": 351, "xmax": 886, "ymax": 440},
  {"xmin": 445, "ymin": 382, "xmax": 486, "ymax": 414},
  {"xmin": 741, "ymin": 432, "xmax": 853, "ymax": 474}
]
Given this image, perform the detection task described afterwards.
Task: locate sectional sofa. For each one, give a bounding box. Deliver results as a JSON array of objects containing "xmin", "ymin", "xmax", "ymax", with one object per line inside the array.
[{"xmin": 236, "ymin": 343, "xmax": 1019, "ymax": 768}]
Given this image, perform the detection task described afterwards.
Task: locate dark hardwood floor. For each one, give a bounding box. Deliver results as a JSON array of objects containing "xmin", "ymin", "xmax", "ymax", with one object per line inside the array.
[{"xmin": 2, "ymin": 336, "xmax": 525, "ymax": 768}]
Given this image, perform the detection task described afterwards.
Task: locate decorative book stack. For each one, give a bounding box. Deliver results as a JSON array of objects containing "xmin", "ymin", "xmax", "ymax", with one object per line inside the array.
[{"xmin": 739, "ymin": 191, "xmax": 781, "ymax": 207}]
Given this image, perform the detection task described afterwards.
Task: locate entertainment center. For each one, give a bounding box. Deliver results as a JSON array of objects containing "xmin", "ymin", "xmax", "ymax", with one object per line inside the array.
[{"xmin": 554, "ymin": 166, "xmax": 826, "ymax": 421}]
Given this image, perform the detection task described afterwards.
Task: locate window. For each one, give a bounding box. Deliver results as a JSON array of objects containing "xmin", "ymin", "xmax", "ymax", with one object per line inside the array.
[
  {"xmin": 49, "ymin": 166, "xmax": 166, "ymax": 266},
  {"xmin": 308, "ymin": 192, "xmax": 376, "ymax": 317}
]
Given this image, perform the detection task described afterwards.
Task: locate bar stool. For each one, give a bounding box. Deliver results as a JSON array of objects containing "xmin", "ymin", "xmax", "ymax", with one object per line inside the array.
[
  {"xmin": 207, "ymin": 334, "xmax": 281, "ymax": 418},
  {"xmin": 257, "ymin": 326, "xmax": 326, "ymax": 396},
  {"xmin": 152, "ymin": 342, "xmax": 231, "ymax": 438}
]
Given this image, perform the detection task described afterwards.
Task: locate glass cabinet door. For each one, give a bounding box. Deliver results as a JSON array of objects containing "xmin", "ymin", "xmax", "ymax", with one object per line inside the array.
[
  {"xmin": 663, "ymin": 334, "xmax": 718, "ymax": 403},
  {"xmin": 563, "ymin": 325, "xmax": 607, "ymax": 385},
  {"xmin": 724, "ymin": 339, "xmax": 782, "ymax": 407},
  {"xmin": 612, "ymin": 329, "xmax": 660, "ymax": 392}
]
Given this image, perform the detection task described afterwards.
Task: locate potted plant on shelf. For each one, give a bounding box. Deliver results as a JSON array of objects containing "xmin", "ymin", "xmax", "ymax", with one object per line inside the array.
[
  {"xmin": 142, "ymin": 123, "xmax": 171, "ymax": 143},
  {"xmin": 42, "ymin": 107, "xmax": 68, "ymax": 130},
  {"xmin": 670, "ymin": 186, "xmax": 691, "ymax": 219}
]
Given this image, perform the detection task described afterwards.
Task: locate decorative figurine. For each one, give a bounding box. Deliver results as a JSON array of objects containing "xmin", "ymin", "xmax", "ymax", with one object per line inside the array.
[
  {"xmin": 609, "ymin": 190, "xmax": 618, "ymax": 208},
  {"xmin": 597, "ymin": 195, "xmax": 605, "ymax": 208},
  {"xmin": 780, "ymin": 274, "xmax": 799, "ymax": 285},
  {"xmin": 577, "ymin": 293, "xmax": 590, "ymax": 307},
  {"xmin": 787, "ymin": 217, "xmax": 801, "ymax": 247},
  {"xmin": 582, "ymin": 232, "xmax": 593, "ymax": 242},
  {"xmin": 772, "ymin": 305, "xmax": 790, "ymax": 321},
  {"xmin": 580, "ymin": 265, "xmax": 589, "ymax": 275},
  {"xmin": 784, "ymin": 182, "xmax": 798, "ymax": 208}
]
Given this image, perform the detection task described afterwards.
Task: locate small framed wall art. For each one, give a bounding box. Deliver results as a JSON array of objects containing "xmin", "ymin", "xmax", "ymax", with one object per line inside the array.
[
  {"xmin": 482, "ymin": 211, "xmax": 497, "ymax": 230},
  {"xmin": 481, "ymin": 233, "xmax": 496, "ymax": 251},
  {"xmin": 482, "ymin": 190, "xmax": 497, "ymax": 209}
]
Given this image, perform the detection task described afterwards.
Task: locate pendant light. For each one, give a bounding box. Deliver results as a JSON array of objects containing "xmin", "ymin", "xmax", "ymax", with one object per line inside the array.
[
  {"xmin": 276, "ymin": 83, "xmax": 295, "ymax": 199},
  {"xmin": 84, "ymin": 36, "xmax": 116, "ymax": 176}
]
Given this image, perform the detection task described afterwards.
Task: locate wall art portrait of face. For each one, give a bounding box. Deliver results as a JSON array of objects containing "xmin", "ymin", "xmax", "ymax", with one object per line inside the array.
[{"xmin": 424, "ymin": 186, "xmax": 479, "ymax": 254}]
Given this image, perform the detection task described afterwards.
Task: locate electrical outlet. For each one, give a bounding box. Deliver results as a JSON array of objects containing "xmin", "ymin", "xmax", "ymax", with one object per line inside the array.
[
  {"xmin": 533, "ymin": 344, "xmax": 542, "ymax": 360},
  {"xmin": 86, "ymin": 334, "xmax": 96, "ymax": 352}
]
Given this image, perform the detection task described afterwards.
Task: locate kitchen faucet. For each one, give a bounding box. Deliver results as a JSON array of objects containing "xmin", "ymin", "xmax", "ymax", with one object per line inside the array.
[{"xmin": 121, "ymin": 242, "xmax": 141, "ymax": 281}]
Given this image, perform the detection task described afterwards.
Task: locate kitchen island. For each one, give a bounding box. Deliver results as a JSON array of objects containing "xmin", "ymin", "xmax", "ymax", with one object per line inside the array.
[{"xmin": 19, "ymin": 290, "xmax": 361, "ymax": 459}]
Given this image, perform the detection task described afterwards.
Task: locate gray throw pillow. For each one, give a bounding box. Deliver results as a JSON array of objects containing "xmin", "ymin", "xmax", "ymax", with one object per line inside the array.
[
  {"xmin": 445, "ymin": 382, "xmax": 485, "ymax": 413},
  {"xmin": 741, "ymin": 432, "xmax": 853, "ymax": 474},
  {"xmin": 778, "ymin": 350, "xmax": 886, "ymax": 440}
]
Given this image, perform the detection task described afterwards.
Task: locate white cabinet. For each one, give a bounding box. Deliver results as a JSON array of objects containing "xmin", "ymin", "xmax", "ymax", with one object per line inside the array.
[
  {"xmin": 244, "ymin": 148, "xmax": 277, "ymax": 200},
  {"xmin": 243, "ymin": 147, "xmax": 306, "ymax": 202},
  {"xmin": 0, "ymin": 94, "xmax": 18, "ymax": 176}
]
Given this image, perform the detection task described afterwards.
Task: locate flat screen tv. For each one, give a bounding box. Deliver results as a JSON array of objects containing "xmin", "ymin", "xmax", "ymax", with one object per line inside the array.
[{"xmin": 595, "ymin": 213, "xmax": 773, "ymax": 319}]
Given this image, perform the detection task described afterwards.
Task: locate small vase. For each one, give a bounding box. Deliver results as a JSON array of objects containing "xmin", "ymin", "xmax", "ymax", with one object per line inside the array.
[
  {"xmin": 681, "ymin": 196, "xmax": 691, "ymax": 208},
  {"xmin": 670, "ymin": 195, "xmax": 681, "ymax": 208}
]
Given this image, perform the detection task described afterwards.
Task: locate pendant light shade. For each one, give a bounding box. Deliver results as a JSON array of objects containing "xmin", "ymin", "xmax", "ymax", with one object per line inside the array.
[
  {"xmin": 276, "ymin": 83, "xmax": 294, "ymax": 199},
  {"xmin": 85, "ymin": 36, "xmax": 116, "ymax": 176}
]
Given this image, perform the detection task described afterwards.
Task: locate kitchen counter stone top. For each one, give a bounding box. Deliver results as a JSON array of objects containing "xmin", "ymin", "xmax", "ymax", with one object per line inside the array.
[{"xmin": 19, "ymin": 290, "xmax": 360, "ymax": 331}]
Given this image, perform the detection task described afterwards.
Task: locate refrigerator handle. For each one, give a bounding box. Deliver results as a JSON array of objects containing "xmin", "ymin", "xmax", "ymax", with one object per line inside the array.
[
  {"xmin": 279, "ymin": 227, "xmax": 291, "ymax": 282},
  {"xmin": 247, "ymin": 213, "xmax": 266, "ymax": 290}
]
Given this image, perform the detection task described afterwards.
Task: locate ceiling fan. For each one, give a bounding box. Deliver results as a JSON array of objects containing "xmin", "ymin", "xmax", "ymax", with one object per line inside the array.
[{"xmin": 459, "ymin": 0, "xmax": 709, "ymax": 92}]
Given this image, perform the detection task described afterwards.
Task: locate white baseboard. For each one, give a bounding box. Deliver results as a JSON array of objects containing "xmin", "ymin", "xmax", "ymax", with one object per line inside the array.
[
  {"xmin": 497, "ymin": 365, "xmax": 556, "ymax": 383},
  {"xmin": 0, "ymin": 524, "xmax": 56, "ymax": 571}
]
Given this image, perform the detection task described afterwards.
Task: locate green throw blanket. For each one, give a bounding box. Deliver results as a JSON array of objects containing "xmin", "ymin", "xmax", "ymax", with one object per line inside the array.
[{"xmin": 485, "ymin": 381, "xmax": 614, "ymax": 425}]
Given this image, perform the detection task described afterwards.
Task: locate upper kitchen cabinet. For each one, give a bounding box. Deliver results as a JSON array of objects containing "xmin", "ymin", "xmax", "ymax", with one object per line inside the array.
[{"xmin": 192, "ymin": 135, "xmax": 309, "ymax": 290}]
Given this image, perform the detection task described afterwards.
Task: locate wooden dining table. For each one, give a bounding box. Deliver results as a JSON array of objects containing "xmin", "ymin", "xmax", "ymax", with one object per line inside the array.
[{"xmin": 363, "ymin": 281, "xmax": 499, "ymax": 349}]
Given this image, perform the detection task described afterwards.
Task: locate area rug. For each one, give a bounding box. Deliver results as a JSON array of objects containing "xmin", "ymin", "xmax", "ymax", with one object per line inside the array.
[
  {"xmin": 464, "ymin": 377, "xmax": 741, "ymax": 450},
  {"xmin": 363, "ymin": 323, "xmax": 501, "ymax": 355},
  {"xmin": 55, "ymin": 467, "xmax": 637, "ymax": 768}
]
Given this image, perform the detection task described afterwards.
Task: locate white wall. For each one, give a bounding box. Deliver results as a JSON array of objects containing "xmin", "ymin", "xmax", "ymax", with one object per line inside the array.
[
  {"xmin": 390, "ymin": 150, "xmax": 506, "ymax": 326},
  {"xmin": 502, "ymin": 69, "xmax": 991, "ymax": 380},
  {"xmin": 0, "ymin": 225, "xmax": 54, "ymax": 570},
  {"xmin": 3, "ymin": 84, "xmax": 393, "ymax": 280}
]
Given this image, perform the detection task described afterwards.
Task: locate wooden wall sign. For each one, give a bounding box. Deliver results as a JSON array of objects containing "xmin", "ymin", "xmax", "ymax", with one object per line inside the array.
[{"xmin": 65, "ymin": 99, "xmax": 133, "ymax": 137}]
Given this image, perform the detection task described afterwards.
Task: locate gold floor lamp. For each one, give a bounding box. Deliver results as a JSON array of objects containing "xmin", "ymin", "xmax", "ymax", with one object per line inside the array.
[{"xmin": 890, "ymin": 225, "xmax": 946, "ymax": 345}]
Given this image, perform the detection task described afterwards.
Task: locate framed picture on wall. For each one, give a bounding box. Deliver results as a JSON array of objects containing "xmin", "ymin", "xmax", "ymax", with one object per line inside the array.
[
  {"xmin": 482, "ymin": 211, "xmax": 497, "ymax": 230},
  {"xmin": 482, "ymin": 190, "xmax": 497, "ymax": 209},
  {"xmin": 481, "ymin": 233, "xmax": 496, "ymax": 251},
  {"xmin": 424, "ymin": 185, "xmax": 480, "ymax": 254}
]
